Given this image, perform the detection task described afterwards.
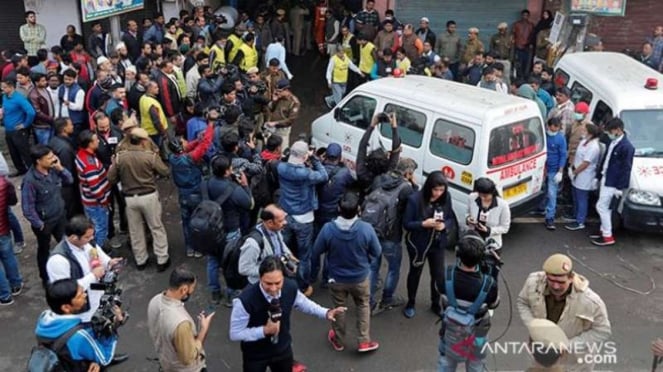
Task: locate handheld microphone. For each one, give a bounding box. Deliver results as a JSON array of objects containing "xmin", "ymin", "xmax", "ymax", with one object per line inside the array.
[{"xmin": 268, "ymin": 298, "xmax": 282, "ymax": 345}]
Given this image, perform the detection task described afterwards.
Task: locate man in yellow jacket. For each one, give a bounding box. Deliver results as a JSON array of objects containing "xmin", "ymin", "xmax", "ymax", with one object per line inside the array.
[
  {"xmin": 139, "ymin": 81, "xmax": 169, "ymax": 147},
  {"xmin": 517, "ymin": 254, "xmax": 612, "ymax": 372},
  {"xmin": 234, "ymin": 33, "xmax": 258, "ymax": 73},
  {"xmin": 325, "ymin": 44, "xmax": 364, "ymax": 107}
]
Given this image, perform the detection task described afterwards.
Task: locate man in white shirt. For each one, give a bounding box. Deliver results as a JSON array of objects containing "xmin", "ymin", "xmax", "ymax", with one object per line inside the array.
[
  {"xmin": 46, "ymin": 215, "xmax": 123, "ymax": 322},
  {"xmin": 265, "ymin": 37, "xmax": 294, "ymax": 80}
]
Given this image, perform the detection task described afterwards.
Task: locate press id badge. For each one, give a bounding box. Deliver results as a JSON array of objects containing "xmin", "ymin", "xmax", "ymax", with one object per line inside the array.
[
  {"xmin": 479, "ymin": 211, "xmax": 488, "ymax": 223},
  {"xmin": 434, "ymin": 211, "xmax": 444, "ymax": 222},
  {"xmin": 107, "ymin": 137, "xmax": 118, "ymax": 144}
]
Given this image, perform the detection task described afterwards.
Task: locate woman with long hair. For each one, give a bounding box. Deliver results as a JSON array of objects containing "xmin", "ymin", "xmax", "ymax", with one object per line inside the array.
[
  {"xmin": 402, "ymin": 171, "xmax": 456, "ymax": 318},
  {"xmin": 565, "ymin": 123, "xmax": 602, "ymax": 231}
]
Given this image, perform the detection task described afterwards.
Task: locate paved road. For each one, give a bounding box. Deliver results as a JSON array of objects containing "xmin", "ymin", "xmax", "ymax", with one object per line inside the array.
[{"xmin": 1, "ymin": 53, "xmax": 662, "ymax": 372}]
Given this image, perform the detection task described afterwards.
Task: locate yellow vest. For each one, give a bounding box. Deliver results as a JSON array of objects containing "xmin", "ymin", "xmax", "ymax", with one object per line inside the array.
[
  {"xmin": 342, "ymin": 34, "xmax": 354, "ymax": 60},
  {"xmin": 331, "ymin": 55, "xmax": 350, "ymax": 83},
  {"xmin": 397, "ymin": 57, "xmax": 411, "ymax": 75},
  {"xmin": 228, "ymin": 34, "xmax": 243, "ymax": 62},
  {"xmin": 359, "ymin": 42, "xmax": 376, "ymax": 74},
  {"xmin": 139, "ymin": 94, "xmax": 168, "ymax": 135},
  {"xmin": 209, "ymin": 44, "xmax": 226, "ymax": 70},
  {"xmin": 238, "ymin": 43, "xmax": 258, "ymax": 71}
]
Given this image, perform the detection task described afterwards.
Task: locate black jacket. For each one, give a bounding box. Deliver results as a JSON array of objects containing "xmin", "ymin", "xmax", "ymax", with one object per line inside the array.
[
  {"xmin": 95, "ymin": 126, "xmax": 124, "ymax": 168},
  {"xmin": 121, "ymin": 31, "xmax": 142, "ymax": 63}
]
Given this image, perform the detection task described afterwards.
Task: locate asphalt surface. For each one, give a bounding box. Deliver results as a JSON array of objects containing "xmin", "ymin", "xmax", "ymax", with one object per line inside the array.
[{"xmin": 1, "ymin": 52, "xmax": 662, "ymax": 372}]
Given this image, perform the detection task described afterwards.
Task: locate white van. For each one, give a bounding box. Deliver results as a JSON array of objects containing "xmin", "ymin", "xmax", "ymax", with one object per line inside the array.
[
  {"xmin": 310, "ymin": 75, "xmax": 547, "ymax": 223},
  {"xmin": 555, "ymin": 52, "xmax": 663, "ymax": 232}
]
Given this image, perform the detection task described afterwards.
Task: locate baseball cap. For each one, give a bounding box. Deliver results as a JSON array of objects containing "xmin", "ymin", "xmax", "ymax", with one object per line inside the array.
[
  {"xmin": 121, "ymin": 116, "xmax": 138, "ymax": 130},
  {"xmin": 288, "ymin": 141, "xmax": 309, "ymax": 165},
  {"xmin": 575, "ymin": 101, "xmax": 590, "ymax": 114},
  {"xmin": 276, "ymin": 78, "xmax": 290, "ymax": 90},
  {"xmin": 130, "ymin": 127, "xmax": 149, "ymax": 139},
  {"xmin": 543, "ymin": 254, "xmax": 573, "ymax": 275},
  {"xmin": 527, "ymin": 318, "xmax": 569, "ymax": 348},
  {"xmin": 326, "ymin": 143, "xmax": 342, "ymax": 159},
  {"xmin": 246, "ymin": 66, "xmax": 259, "ymax": 75}
]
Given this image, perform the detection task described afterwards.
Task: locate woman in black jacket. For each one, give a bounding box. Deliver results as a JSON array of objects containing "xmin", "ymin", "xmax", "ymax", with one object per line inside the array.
[{"xmin": 402, "ymin": 171, "xmax": 456, "ymax": 318}]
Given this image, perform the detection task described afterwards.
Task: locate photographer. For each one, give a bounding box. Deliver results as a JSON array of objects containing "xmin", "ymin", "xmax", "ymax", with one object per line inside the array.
[
  {"xmin": 46, "ymin": 216, "xmax": 124, "ymax": 322},
  {"xmin": 34, "ymin": 278, "xmax": 125, "ymax": 370},
  {"xmin": 465, "ymin": 178, "xmax": 511, "ymax": 250},
  {"xmin": 438, "ymin": 231, "xmax": 499, "ymax": 371}
]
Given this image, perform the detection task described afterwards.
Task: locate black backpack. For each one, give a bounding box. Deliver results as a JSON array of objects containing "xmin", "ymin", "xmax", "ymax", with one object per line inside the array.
[
  {"xmin": 27, "ymin": 325, "xmax": 86, "ymax": 372},
  {"xmin": 361, "ymin": 179, "xmax": 411, "ymax": 239},
  {"xmin": 222, "ymin": 229, "xmax": 265, "ymax": 290},
  {"xmin": 189, "ymin": 180, "xmax": 237, "ymax": 257},
  {"xmin": 250, "ymin": 159, "xmax": 280, "ymax": 208}
]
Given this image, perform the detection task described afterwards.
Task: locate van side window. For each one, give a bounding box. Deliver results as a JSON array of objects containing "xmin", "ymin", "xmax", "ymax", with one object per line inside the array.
[
  {"xmin": 488, "ymin": 117, "xmax": 545, "ymax": 167},
  {"xmin": 592, "ymin": 101, "xmax": 613, "ymax": 126},
  {"xmin": 554, "ymin": 69, "xmax": 569, "ymax": 89},
  {"xmin": 570, "ymin": 81, "xmax": 593, "ymax": 104},
  {"xmin": 379, "ymin": 104, "xmax": 426, "ymax": 148},
  {"xmin": 429, "ymin": 119, "xmax": 475, "ymax": 165},
  {"xmin": 337, "ymin": 95, "xmax": 377, "ymax": 129}
]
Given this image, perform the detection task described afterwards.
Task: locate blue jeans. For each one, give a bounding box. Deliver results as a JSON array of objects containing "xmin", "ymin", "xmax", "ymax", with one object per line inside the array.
[
  {"xmin": 8, "ymin": 209, "xmax": 23, "ymax": 243},
  {"xmin": 543, "ymin": 172, "xmax": 559, "ymax": 220},
  {"xmin": 0, "ymin": 235, "xmax": 22, "ymax": 300},
  {"xmin": 438, "ymin": 339, "xmax": 484, "ymax": 372},
  {"xmin": 572, "ymin": 186, "xmax": 590, "ymax": 225},
  {"xmin": 514, "ymin": 47, "xmax": 531, "ymax": 78},
  {"xmin": 331, "ymin": 83, "xmax": 346, "ymax": 106},
  {"xmin": 207, "ymin": 229, "xmax": 240, "ymax": 293},
  {"xmin": 33, "ymin": 128, "xmax": 53, "ymax": 145},
  {"xmin": 282, "ymin": 215, "xmax": 315, "ymax": 289},
  {"xmin": 84, "ymin": 205, "xmax": 109, "ymax": 248},
  {"xmin": 178, "ymin": 192, "xmax": 201, "ymax": 252},
  {"xmin": 370, "ymin": 239, "xmax": 402, "ymax": 305}
]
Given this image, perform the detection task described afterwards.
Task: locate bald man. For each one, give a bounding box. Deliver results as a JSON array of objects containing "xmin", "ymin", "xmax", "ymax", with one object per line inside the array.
[{"xmin": 238, "ymin": 205, "xmax": 296, "ymax": 285}]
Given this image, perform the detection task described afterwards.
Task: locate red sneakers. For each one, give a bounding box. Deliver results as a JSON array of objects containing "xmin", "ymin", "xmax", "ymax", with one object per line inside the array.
[
  {"xmin": 327, "ymin": 329, "xmax": 344, "ymax": 351},
  {"xmin": 357, "ymin": 340, "xmax": 380, "ymax": 352},
  {"xmin": 591, "ymin": 235, "xmax": 615, "ymax": 246}
]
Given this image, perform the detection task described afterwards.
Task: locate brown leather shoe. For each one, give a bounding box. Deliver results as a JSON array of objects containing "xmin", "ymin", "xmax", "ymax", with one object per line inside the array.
[{"xmin": 303, "ymin": 285, "xmax": 313, "ymax": 297}]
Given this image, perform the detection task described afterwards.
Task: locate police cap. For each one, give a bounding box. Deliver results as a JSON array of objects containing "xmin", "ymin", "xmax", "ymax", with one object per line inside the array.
[{"xmin": 542, "ymin": 254, "xmax": 573, "ymax": 275}]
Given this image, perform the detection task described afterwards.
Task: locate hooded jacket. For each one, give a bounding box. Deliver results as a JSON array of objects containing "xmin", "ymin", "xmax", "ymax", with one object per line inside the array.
[
  {"xmin": 311, "ymin": 216, "xmax": 381, "ymax": 284},
  {"xmin": 35, "ymin": 310, "xmax": 117, "ymax": 368},
  {"xmin": 516, "ymin": 271, "xmax": 612, "ymax": 371},
  {"xmin": 517, "ymin": 84, "xmax": 547, "ymax": 118}
]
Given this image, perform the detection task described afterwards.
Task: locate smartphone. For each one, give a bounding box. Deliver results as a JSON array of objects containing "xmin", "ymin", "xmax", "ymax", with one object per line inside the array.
[
  {"xmin": 110, "ymin": 258, "xmax": 128, "ymax": 271},
  {"xmin": 204, "ymin": 304, "xmax": 217, "ymax": 316},
  {"xmin": 434, "ymin": 210, "xmax": 444, "ymax": 222},
  {"xmin": 479, "ymin": 211, "xmax": 488, "ymax": 224}
]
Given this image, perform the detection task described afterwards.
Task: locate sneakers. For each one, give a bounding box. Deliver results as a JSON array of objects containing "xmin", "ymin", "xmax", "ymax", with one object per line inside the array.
[
  {"xmin": 327, "ymin": 329, "xmax": 344, "ymax": 351},
  {"xmin": 430, "ymin": 304, "xmax": 442, "ymax": 316},
  {"xmin": 194, "ymin": 251, "xmax": 203, "ymax": 258},
  {"xmin": 186, "ymin": 249, "xmax": 195, "ymax": 258},
  {"xmin": 372, "ymin": 297, "xmax": 406, "ymax": 316},
  {"xmin": 588, "ymin": 231, "xmax": 602, "ymax": 239},
  {"xmin": 302, "ymin": 285, "xmax": 314, "ymax": 297},
  {"xmin": 545, "ymin": 219, "xmax": 556, "ymax": 230},
  {"xmin": 561, "ymin": 213, "xmax": 576, "ymax": 222},
  {"xmin": 564, "ymin": 222, "xmax": 585, "ymax": 231},
  {"xmin": 0, "ymin": 297, "xmax": 14, "ymax": 306},
  {"xmin": 11, "ymin": 283, "xmax": 23, "ymax": 296},
  {"xmin": 591, "ymin": 236, "xmax": 615, "ymax": 246},
  {"xmin": 357, "ymin": 341, "xmax": 380, "ymax": 352},
  {"xmin": 13, "ymin": 242, "xmax": 25, "ymax": 254},
  {"xmin": 403, "ymin": 306, "xmax": 415, "ymax": 319},
  {"xmin": 211, "ymin": 291, "xmax": 223, "ymax": 305}
]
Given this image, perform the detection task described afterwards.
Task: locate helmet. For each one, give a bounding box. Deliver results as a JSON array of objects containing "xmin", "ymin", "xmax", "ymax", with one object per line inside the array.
[{"xmin": 474, "ymin": 177, "xmax": 497, "ymax": 195}]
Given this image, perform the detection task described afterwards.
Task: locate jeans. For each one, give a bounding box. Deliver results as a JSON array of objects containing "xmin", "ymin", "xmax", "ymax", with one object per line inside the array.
[
  {"xmin": 208, "ymin": 229, "xmax": 240, "ymax": 293},
  {"xmin": 32, "ymin": 219, "xmax": 65, "ymax": 285},
  {"xmin": 331, "ymin": 83, "xmax": 346, "ymax": 106},
  {"xmin": 0, "ymin": 235, "xmax": 22, "ymax": 300},
  {"xmin": 178, "ymin": 192, "xmax": 201, "ymax": 252},
  {"xmin": 515, "ymin": 47, "xmax": 531, "ymax": 78},
  {"xmin": 543, "ymin": 172, "xmax": 559, "ymax": 220},
  {"xmin": 84, "ymin": 205, "xmax": 109, "ymax": 248},
  {"xmin": 6, "ymin": 129, "xmax": 31, "ymax": 174},
  {"xmin": 33, "ymin": 128, "xmax": 53, "ymax": 145},
  {"xmin": 572, "ymin": 186, "xmax": 590, "ymax": 225},
  {"xmin": 438, "ymin": 338, "xmax": 484, "ymax": 372},
  {"xmin": 282, "ymin": 215, "xmax": 315, "ymax": 289},
  {"xmin": 8, "ymin": 209, "xmax": 24, "ymax": 243},
  {"xmin": 370, "ymin": 239, "xmax": 402, "ymax": 305}
]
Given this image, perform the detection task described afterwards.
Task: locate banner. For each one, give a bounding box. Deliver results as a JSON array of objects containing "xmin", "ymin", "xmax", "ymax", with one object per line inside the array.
[
  {"xmin": 82, "ymin": 0, "xmax": 144, "ymax": 22},
  {"xmin": 570, "ymin": 0, "xmax": 626, "ymax": 16}
]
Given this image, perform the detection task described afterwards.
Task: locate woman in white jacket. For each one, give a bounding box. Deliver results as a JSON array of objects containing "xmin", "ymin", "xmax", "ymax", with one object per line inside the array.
[{"xmin": 465, "ymin": 178, "xmax": 511, "ymax": 250}]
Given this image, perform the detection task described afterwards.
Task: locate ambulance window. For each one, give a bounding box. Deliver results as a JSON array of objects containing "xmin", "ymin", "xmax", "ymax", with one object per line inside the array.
[
  {"xmin": 570, "ymin": 82, "xmax": 593, "ymax": 104},
  {"xmin": 554, "ymin": 69, "xmax": 569, "ymax": 88},
  {"xmin": 429, "ymin": 119, "xmax": 475, "ymax": 165},
  {"xmin": 337, "ymin": 95, "xmax": 377, "ymax": 129},
  {"xmin": 592, "ymin": 101, "xmax": 613, "ymax": 126},
  {"xmin": 379, "ymin": 104, "xmax": 426, "ymax": 148},
  {"xmin": 488, "ymin": 117, "xmax": 544, "ymax": 167}
]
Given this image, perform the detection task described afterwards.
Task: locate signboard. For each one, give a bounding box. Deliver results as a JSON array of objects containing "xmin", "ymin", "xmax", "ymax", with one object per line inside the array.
[
  {"xmin": 548, "ymin": 12, "xmax": 565, "ymax": 44},
  {"xmin": 571, "ymin": 0, "xmax": 626, "ymax": 16},
  {"xmin": 82, "ymin": 0, "xmax": 144, "ymax": 22}
]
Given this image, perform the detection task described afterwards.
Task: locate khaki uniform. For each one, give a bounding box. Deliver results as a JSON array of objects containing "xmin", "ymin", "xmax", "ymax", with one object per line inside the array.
[
  {"xmin": 490, "ymin": 32, "xmax": 512, "ymax": 60},
  {"xmin": 517, "ymin": 271, "xmax": 612, "ymax": 372},
  {"xmin": 261, "ymin": 70, "xmax": 287, "ymax": 100},
  {"xmin": 567, "ymin": 120, "xmax": 590, "ymax": 165},
  {"xmin": 462, "ymin": 39, "xmax": 485, "ymax": 65},
  {"xmin": 267, "ymin": 94, "xmax": 300, "ymax": 147},
  {"xmin": 108, "ymin": 144, "xmax": 170, "ymax": 266}
]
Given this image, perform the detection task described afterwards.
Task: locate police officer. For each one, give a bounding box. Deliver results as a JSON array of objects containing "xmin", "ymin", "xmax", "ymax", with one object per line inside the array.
[
  {"xmin": 264, "ymin": 79, "xmax": 300, "ymax": 148},
  {"xmin": 526, "ymin": 318, "xmax": 569, "ymax": 371},
  {"xmin": 517, "ymin": 254, "xmax": 612, "ymax": 371},
  {"xmin": 438, "ymin": 231, "xmax": 499, "ymax": 371}
]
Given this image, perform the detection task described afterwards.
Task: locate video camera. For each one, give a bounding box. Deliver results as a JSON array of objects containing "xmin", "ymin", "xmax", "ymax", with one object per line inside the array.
[
  {"xmin": 90, "ymin": 264, "xmax": 128, "ymax": 337},
  {"xmin": 480, "ymin": 238, "xmax": 503, "ymax": 281}
]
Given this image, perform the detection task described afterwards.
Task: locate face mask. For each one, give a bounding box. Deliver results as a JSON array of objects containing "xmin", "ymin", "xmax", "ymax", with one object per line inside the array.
[
  {"xmin": 574, "ymin": 113, "xmax": 585, "ymax": 121},
  {"xmin": 546, "ymin": 130, "xmax": 558, "ymax": 136},
  {"xmin": 607, "ymin": 133, "xmax": 618, "ymax": 141},
  {"xmin": 181, "ymin": 288, "xmax": 191, "ymax": 303}
]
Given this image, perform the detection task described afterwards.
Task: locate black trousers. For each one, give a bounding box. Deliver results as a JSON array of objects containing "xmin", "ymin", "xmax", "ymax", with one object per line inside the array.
[
  {"xmin": 405, "ymin": 243, "xmax": 445, "ymax": 308},
  {"xmin": 243, "ymin": 350, "xmax": 293, "ymax": 372},
  {"xmin": 32, "ymin": 218, "xmax": 66, "ymax": 285},
  {"xmin": 6, "ymin": 129, "xmax": 31, "ymax": 174},
  {"xmin": 108, "ymin": 185, "xmax": 127, "ymax": 239},
  {"xmin": 61, "ymin": 185, "xmax": 83, "ymax": 219}
]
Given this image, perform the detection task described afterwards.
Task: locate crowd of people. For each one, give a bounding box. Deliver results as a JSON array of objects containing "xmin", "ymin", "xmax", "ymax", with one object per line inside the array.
[{"xmin": 0, "ymin": 2, "xmax": 653, "ymax": 372}]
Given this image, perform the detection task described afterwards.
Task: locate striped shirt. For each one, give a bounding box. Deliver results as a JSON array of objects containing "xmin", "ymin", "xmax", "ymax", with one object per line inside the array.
[{"xmin": 75, "ymin": 148, "xmax": 110, "ymax": 207}]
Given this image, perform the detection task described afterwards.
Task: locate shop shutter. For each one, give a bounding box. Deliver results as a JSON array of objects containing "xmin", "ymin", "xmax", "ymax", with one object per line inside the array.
[
  {"xmin": 0, "ymin": 0, "xmax": 27, "ymax": 52},
  {"xmin": 395, "ymin": 0, "xmax": 527, "ymax": 48}
]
